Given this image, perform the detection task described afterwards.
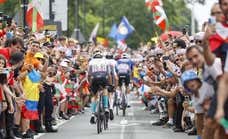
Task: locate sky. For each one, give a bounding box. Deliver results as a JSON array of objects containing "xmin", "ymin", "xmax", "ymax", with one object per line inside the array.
[{"xmin": 190, "ymin": 0, "xmax": 218, "ymax": 30}]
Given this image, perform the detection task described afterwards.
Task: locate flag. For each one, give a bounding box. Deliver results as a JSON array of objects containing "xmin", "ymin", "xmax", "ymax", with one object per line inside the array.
[
  {"xmin": 22, "ymin": 70, "xmax": 41, "ymax": 120},
  {"xmin": 0, "ymin": 0, "xmax": 6, "ymax": 4},
  {"xmin": 115, "ymin": 16, "xmax": 135, "ymax": 41},
  {"xmin": 89, "ymin": 23, "xmax": 100, "ymax": 43},
  {"xmin": 108, "ymin": 23, "xmax": 118, "ymax": 39},
  {"xmin": 117, "ymin": 40, "xmax": 128, "ymax": 52},
  {"xmin": 96, "ymin": 37, "xmax": 109, "ymax": 47},
  {"xmin": 145, "ymin": 0, "xmax": 168, "ymax": 32},
  {"xmin": 26, "ymin": 0, "xmax": 44, "ymax": 32}
]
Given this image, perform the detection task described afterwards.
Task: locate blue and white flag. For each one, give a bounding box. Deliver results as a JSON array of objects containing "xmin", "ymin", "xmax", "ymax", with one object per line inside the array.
[
  {"xmin": 116, "ymin": 16, "xmax": 135, "ymax": 41},
  {"xmin": 108, "ymin": 16, "xmax": 134, "ymax": 41}
]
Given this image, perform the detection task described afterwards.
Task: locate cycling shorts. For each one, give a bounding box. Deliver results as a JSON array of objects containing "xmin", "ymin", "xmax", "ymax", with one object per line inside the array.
[
  {"xmin": 90, "ymin": 76, "xmax": 108, "ymax": 95},
  {"xmin": 118, "ymin": 73, "xmax": 130, "ymax": 87}
]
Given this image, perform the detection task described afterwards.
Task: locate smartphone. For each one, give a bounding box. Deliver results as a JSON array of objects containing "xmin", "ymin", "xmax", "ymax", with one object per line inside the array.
[{"xmin": 208, "ymin": 16, "xmax": 216, "ymax": 25}]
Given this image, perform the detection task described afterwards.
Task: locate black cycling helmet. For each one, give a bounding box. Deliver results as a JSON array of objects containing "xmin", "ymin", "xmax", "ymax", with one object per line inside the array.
[{"xmin": 105, "ymin": 52, "xmax": 113, "ymax": 59}]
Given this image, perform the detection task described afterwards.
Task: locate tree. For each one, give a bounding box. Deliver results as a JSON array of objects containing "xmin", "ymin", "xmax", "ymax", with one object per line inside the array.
[{"xmin": 0, "ymin": 0, "xmax": 191, "ymax": 48}]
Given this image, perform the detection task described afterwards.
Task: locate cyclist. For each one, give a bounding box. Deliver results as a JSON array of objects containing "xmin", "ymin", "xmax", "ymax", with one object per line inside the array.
[
  {"xmin": 116, "ymin": 53, "xmax": 134, "ymax": 107},
  {"xmin": 88, "ymin": 49, "xmax": 112, "ymax": 124},
  {"xmin": 105, "ymin": 52, "xmax": 118, "ymax": 120}
]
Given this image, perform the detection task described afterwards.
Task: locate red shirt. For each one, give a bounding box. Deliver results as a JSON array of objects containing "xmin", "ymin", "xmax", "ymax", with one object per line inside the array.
[
  {"xmin": 0, "ymin": 48, "xmax": 14, "ymax": 85},
  {"xmin": 0, "ymin": 48, "xmax": 10, "ymax": 62}
]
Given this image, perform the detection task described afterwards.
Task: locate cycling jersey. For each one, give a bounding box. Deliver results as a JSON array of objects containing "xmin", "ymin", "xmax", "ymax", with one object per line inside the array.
[
  {"xmin": 88, "ymin": 58, "xmax": 110, "ymax": 94},
  {"xmin": 88, "ymin": 58, "xmax": 110, "ymax": 78},
  {"xmin": 116, "ymin": 59, "xmax": 133, "ymax": 75}
]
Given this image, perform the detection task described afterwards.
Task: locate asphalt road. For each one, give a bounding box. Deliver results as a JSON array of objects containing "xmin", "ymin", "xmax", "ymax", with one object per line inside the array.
[{"xmin": 36, "ymin": 96, "xmax": 195, "ymax": 139}]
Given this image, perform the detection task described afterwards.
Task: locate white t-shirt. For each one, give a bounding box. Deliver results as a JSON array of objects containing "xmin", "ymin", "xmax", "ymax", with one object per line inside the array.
[
  {"xmin": 202, "ymin": 58, "xmax": 223, "ymax": 85},
  {"xmin": 193, "ymin": 82, "xmax": 215, "ymax": 114}
]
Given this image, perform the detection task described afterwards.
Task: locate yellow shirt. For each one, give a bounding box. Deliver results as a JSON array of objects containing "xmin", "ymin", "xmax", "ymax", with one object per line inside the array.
[{"xmin": 133, "ymin": 67, "xmax": 140, "ymax": 78}]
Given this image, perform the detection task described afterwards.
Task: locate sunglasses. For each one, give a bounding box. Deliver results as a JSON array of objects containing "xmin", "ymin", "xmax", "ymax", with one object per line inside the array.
[
  {"xmin": 195, "ymin": 40, "xmax": 202, "ymax": 44},
  {"xmin": 48, "ymin": 71, "xmax": 57, "ymax": 77}
]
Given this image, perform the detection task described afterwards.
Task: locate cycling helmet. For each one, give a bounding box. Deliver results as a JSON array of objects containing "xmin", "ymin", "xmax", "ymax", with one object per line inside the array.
[
  {"xmin": 121, "ymin": 53, "xmax": 129, "ymax": 59},
  {"xmin": 181, "ymin": 70, "xmax": 201, "ymax": 91},
  {"xmin": 106, "ymin": 52, "xmax": 113, "ymax": 59},
  {"xmin": 92, "ymin": 49, "xmax": 103, "ymax": 58}
]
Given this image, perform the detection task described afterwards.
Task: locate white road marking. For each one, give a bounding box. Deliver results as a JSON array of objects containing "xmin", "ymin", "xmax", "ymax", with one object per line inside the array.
[
  {"xmin": 120, "ymin": 125, "xmax": 126, "ymax": 139},
  {"xmin": 127, "ymin": 112, "xmax": 134, "ymax": 116},
  {"xmin": 129, "ymin": 100, "xmax": 141, "ymax": 104}
]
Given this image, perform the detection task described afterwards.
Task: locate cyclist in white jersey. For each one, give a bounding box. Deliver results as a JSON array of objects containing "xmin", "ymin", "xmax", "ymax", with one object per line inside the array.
[
  {"xmin": 105, "ymin": 52, "xmax": 118, "ymax": 120},
  {"xmin": 88, "ymin": 49, "xmax": 112, "ymax": 124}
]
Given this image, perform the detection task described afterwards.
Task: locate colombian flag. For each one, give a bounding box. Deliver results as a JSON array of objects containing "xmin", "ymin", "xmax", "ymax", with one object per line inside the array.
[{"xmin": 22, "ymin": 70, "xmax": 41, "ymax": 120}]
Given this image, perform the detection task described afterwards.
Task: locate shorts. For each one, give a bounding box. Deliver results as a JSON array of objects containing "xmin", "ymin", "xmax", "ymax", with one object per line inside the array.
[
  {"xmin": 207, "ymin": 94, "xmax": 228, "ymax": 119},
  {"xmin": 90, "ymin": 76, "xmax": 108, "ymax": 95},
  {"xmin": 133, "ymin": 77, "xmax": 140, "ymax": 84},
  {"xmin": 118, "ymin": 73, "xmax": 130, "ymax": 87}
]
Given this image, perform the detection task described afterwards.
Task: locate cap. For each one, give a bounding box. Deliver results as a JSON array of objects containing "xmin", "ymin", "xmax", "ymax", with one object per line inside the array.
[
  {"xmin": 34, "ymin": 52, "xmax": 44, "ymax": 59},
  {"xmin": 60, "ymin": 61, "xmax": 68, "ymax": 67}
]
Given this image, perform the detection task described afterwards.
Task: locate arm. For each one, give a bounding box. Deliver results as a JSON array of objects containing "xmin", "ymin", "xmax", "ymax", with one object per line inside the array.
[
  {"xmin": 2, "ymin": 84, "xmax": 16, "ymax": 99},
  {"xmin": 202, "ymin": 25, "xmax": 216, "ymax": 66},
  {"xmin": 215, "ymin": 73, "xmax": 228, "ymax": 121},
  {"xmin": 151, "ymin": 86, "xmax": 179, "ymax": 98}
]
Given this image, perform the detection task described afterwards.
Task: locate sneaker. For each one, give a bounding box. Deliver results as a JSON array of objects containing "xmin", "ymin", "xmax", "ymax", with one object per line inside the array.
[
  {"xmin": 51, "ymin": 119, "xmax": 57, "ymax": 126},
  {"xmin": 109, "ymin": 109, "xmax": 114, "ymax": 120},
  {"xmin": 27, "ymin": 129, "xmax": 37, "ymax": 135},
  {"xmin": 35, "ymin": 127, "xmax": 45, "ymax": 133},
  {"xmin": 22, "ymin": 130, "xmax": 34, "ymax": 138},
  {"xmin": 13, "ymin": 128, "xmax": 23, "ymax": 138},
  {"xmin": 60, "ymin": 112, "xmax": 70, "ymax": 120},
  {"xmin": 163, "ymin": 122, "xmax": 174, "ymax": 128},
  {"xmin": 173, "ymin": 127, "xmax": 184, "ymax": 132},
  {"xmin": 152, "ymin": 119, "xmax": 166, "ymax": 126},
  {"xmin": 90, "ymin": 116, "xmax": 96, "ymax": 124},
  {"xmin": 187, "ymin": 127, "xmax": 197, "ymax": 135}
]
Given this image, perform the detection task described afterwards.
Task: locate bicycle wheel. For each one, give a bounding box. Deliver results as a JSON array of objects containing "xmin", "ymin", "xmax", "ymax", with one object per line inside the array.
[
  {"xmin": 122, "ymin": 94, "xmax": 126, "ymax": 117},
  {"xmin": 116, "ymin": 103, "xmax": 119, "ymax": 116},
  {"xmin": 103, "ymin": 113, "xmax": 108, "ymax": 130},
  {"xmin": 114, "ymin": 92, "xmax": 119, "ymax": 116},
  {"xmin": 97, "ymin": 99, "xmax": 103, "ymax": 134},
  {"xmin": 97, "ymin": 111, "xmax": 101, "ymax": 134}
]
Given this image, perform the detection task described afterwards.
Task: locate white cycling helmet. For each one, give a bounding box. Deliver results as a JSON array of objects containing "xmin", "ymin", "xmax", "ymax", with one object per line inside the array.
[
  {"xmin": 121, "ymin": 53, "xmax": 129, "ymax": 59},
  {"xmin": 93, "ymin": 49, "xmax": 103, "ymax": 58}
]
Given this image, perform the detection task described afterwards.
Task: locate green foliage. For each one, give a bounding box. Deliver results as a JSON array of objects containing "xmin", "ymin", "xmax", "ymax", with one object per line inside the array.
[
  {"xmin": 69, "ymin": 0, "xmax": 191, "ymax": 48},
  {"xmin": 0, "ymin": 0, "xmax": 191, "ymax": 48},
  {"xmin": 0, "ymin": 0, "xmax": 20, "ymax": 17}
]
